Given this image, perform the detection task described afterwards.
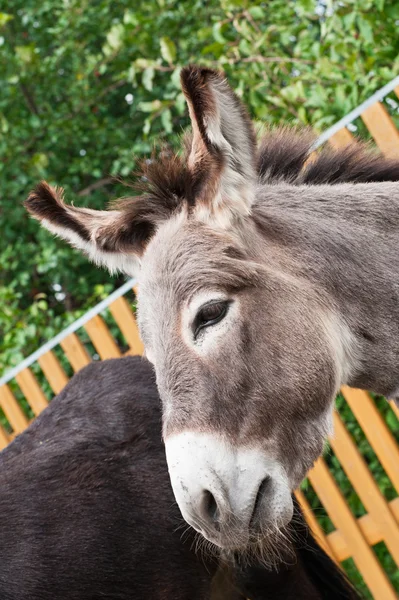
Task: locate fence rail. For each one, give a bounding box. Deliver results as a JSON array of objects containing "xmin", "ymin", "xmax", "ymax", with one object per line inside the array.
[{"xmin": 1, "ymin": 77, "xmax": 399, "ymax": 599}]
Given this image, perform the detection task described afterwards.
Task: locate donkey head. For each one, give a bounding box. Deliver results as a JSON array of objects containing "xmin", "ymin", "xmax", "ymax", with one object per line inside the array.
[{"xmin": 25, "ymin": 66, "xmax": 349, "ymax": 553}]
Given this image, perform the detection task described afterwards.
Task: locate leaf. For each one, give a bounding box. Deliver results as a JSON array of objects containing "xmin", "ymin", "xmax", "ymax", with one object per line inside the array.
[
  {"xmin": 175, "ymin": 92, "xmax": 186, "ymax": 115},
  {"xmin": 212, "ymin": 22, "xmax": 226, "ymax": 44},
  {"xmin": 170, "ymin": 66, "xmax": 182, "ymax": 88},
  {"xmin": 238, "ymin": 38, "xmax": 251, "ymax": 56},
  {"xmin": 134, "ymin": 58, "xmax": 158, "ymax": 69},
  {"xmin": 201, "ymin": 42, "xmax": 225, "ymax": 57},
  {"xmin": 30, "ymin": 153, "xmax": 49, "ymax": 169},
  {"xmin": 248, "ymin": 6, "xmax": 265, "ymax": 19},
  {"xmin": 335, "ymin": 85, "xmax": 348, "ymax": 111},
  {"xmin": 142, "ymin": 67, "xmax": 155, "ymax": 92},
  {"xmin": 319, "ymin": 56, "xmax": 333, "ymax": 77},
  {"xmin": 143, "ymin": 117, "xmax": 151, "ymax": 135},
  {"xmin": 296, "ymin": 0, "xmax": 315, "ymax": 14},
  {"xmin": 0, "ymin": 12, "xmax": 13, "ymax": 27},
  {"xmin": 123, "ymin": 11, "xmax": 139, "ymax": 25},
  {"xmin": 160, "ymin": 36, "xmax": 176, "ymax": 64},
  {"xmin": 127, "ymin": 65, "xmax": 136, "ymax": 83},
  {"xmin": 297, "ymin": 106, "xmax": 308, "ymax": 124},
  {"xmin": 15, "ymin": 45, "xmax": 35, "ymax": 63},
  {"xmin": 342, "ymin": 12, "xmax": 356, "ymax": 30},
  {"xmin": 0, "ymin": 114, "xmax": 9, "ymax": 133},
  {"xmin": 264, "ymin": 94, "xmax": 287, "ymax": 108},
  {"xmin": 106, "ymin": 23, "xmax": 125, "ymax": 51},
  {"xmin": 161, "ymin": 108, "xmax": 172, "ymax": 133},
  {"xmin": 220, "ymin": 0, "xmax": 243, "ymax": 8},
  {"xmin": 138, "ymin": 99, "xmax": 162, "ymax": 112},
  {"xmin": 357, "ymin": 17, "xmax": 373, "ymax": 45}
]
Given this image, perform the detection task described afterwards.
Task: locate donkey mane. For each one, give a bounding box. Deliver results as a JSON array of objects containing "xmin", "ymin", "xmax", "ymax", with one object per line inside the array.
[
  {"xmin": 26, "ymin": 126, "xmax": 399, "ymax": 259},
  {"xmin": 116, "ymin": 128, "xmax": 399, "ymax": 220},
  {"xmin": 257, "ymin": 127, "xmax": 399, "ymax": 185}
]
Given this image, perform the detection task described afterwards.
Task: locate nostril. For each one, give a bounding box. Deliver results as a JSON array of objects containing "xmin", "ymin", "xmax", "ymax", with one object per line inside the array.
[
  {"xmin": 250, "ymin": 476, "xmax": 271, "ymax": 528},
  {"xmin": 202, "ymin": 489, "xmax": 219, "ymax": 525}
]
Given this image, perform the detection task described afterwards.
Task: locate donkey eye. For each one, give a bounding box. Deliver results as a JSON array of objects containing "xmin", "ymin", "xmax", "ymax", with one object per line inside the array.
[{"xmin": 194, "ymin": 301, "xmax": 229, "ymax": 338}]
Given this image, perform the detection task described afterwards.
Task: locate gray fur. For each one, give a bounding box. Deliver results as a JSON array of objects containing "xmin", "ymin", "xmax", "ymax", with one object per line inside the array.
[{"xmin": 24, "ymin": 65, "xmax": 399, "ymax": 542}]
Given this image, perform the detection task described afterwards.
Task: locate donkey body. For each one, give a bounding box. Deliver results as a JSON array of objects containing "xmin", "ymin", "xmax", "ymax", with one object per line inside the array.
[
  {"xmin": 0, "ymin": 356, "xmax": 358, "ymax": 599},
  {"xmin": 25, "ymin": 65, "xmax": 399, "ymax": 551},
  {"xmin": 0, "ymin": 357, "xmax": 214, "ymax": 600}
]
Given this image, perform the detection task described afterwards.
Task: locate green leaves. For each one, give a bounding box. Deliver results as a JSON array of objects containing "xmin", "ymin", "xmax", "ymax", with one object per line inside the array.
[
  {"xmin": 2, "ymin": 0, "xmax": 399, "ymax": 395},
  {"xmin": 161, "ymin": 108, "xmax": 173, "ymax": 133},
  {"xmin": 15, "ymin": 44, "xmax": 35, "ymax": 63},
  {"xmin": 247, "ymin": 6, "xmax": 265, "ymax": 19},
  {"xmin": 30, "ymin": 152, "xmax": 49, "ymax": 173},
  {"xmin": 142, "ymin": 67, "xmax": 155, "ymax": 91},
  {"xmin": 0, "ymin": 12, "xmax": 13, "ymax": 27},
  {"xmin": 212, "ymin": 22, "xmax": 227, "ymax": 44},
  {"xmin": 103, "ymin": 22, "xmax": 125, "ymax": 55},
  {"xmin": 295, "ymin": 0, "xmax": 315, "ymax": 15},
  {"xmin": 357, "ymin": 16, "xmax": 374, "ymax": 45},
  {"xmin": 160, "ymin": 36, "xmax": 176, "ymax": 64}
]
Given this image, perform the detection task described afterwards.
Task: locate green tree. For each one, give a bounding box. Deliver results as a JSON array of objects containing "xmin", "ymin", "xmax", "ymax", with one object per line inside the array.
[{"xmin": 2, "ymin": 0, "xmax": 398, "ymax": 371}]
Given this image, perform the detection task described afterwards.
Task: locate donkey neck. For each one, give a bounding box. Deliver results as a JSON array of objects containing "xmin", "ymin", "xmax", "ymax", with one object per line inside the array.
[{"xmin": 253, "ymin": 181, "xmax": 399, "ymax": 398}]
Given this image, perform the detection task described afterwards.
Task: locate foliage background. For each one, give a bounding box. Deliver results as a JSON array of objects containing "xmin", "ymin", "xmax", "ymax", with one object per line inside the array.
[{"xmin": 1, "ymin": 0, "xmax": 399, "ymax": 595}]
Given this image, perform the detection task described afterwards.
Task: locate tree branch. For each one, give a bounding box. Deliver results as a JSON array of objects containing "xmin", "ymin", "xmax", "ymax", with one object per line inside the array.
[
  {"xmin": 19, "ymin": 82, "xmax": 40, "ymax": 115},
  {"xmin": 77, "ymin": 177, "xmax": 115, "ymax": 197},
  {"xmin": 237, "ymin": 56, "xmax": 314, "ymax": 65}
]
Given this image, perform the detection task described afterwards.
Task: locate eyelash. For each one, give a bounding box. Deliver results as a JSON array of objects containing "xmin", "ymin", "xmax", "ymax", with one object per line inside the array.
[{"xmin": 193, "ymin": 301, "xmax": 229, "ymax": 339}]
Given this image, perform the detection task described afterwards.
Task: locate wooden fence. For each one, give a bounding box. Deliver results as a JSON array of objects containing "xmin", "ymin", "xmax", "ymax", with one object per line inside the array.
[{"xmin": 1, "ymin": 83, "xmax": 399, "ymax": 599}]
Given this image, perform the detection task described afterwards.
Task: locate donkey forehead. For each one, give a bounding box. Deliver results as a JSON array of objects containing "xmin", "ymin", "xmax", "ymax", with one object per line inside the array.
[{"xmin": 139, "ymin": 214, "xmax": 248, "ymax": 302}]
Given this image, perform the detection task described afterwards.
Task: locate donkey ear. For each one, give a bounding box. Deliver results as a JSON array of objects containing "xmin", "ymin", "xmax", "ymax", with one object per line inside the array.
[
  {"xmin": 180, "ymin": 65, "xmax": 257, "ymax": 225},
  {"xmin": 24, "ymin": 181, "xmax": 153, "ymax": 276}
]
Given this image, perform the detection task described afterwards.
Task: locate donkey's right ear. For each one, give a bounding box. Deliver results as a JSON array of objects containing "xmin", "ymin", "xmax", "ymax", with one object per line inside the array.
[
  {"xmin": 25, "ymin": 181, "xmax": 153, "ymax": 276},
  {"xmin": 180, "ymin": 65, "xmax": 257, "ymax": 227}
]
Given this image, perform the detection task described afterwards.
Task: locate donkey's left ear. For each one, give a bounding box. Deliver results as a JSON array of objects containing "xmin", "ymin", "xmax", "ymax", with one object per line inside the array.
[
  {"xmin": 24, "ymin": 181, "xmax": 152, "ymax": 276},
  {"xmin": 181, "ymin": 65, "xmax": 257, "ymax": 226}
]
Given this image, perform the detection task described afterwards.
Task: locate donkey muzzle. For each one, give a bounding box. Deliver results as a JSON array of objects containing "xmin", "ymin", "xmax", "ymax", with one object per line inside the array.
[{"xmin": 164, "ymin": 431, "xmax": 293, "ymax": 550}]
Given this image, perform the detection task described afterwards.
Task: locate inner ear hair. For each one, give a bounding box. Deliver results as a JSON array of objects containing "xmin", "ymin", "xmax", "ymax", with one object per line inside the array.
[
  {"xmin": 25, "ymin": 180, "xmax": 163, "ymax": 265},
  {"xmin": 25, "ymin": 181, "xmax": 91, "ymax": 242},
  {"xmin": 180, "ymin": 65, "xmax": 257, "ymax": 224}
]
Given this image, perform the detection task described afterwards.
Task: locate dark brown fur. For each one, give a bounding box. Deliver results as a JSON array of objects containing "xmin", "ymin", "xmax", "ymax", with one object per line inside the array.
[
  {"xmin": 26, "ymin": 129, "xmax": 399, "ymax": 256},
  {"xmin": 0, "ymin": 356, "xmax": 359, "ymax": 599},
  {"xmin": 25, "ymin": 95, "xmax": 399, "ymax": 262},
  {"xmin": 26, "ymin": 183, "xmax": 91, "ymax": 241}
]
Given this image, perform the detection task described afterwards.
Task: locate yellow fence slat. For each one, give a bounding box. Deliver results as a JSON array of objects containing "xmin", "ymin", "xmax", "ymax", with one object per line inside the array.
[
  {"xmin": 330, "ymin": 411, "xmax": 399, "ymax": 566},
  {"xmin": 0, "ymin": 427, "xmax": 9, "ymax": 450},
  {"xmin": 308, "ymin": 458, "xmax": 397, "ymax": 600},
  {"xmin": 294, "ymin": 489, "xmax": 336, "ymax": 560},
  {"xmin": 341, "ymin": 386, "xmax": 399, "ymax": 494},
  {"xmin": 394, "ymin": 86, "xmax": 399, "ymax": 101},
  {"xmin": 361, "ymin": 102, "xmax": 399, "ymax": 157},
  {"xmin": 38, "ymin": 351, "xmax": 69, "ymax": 394},
  {"xmin": 327, "ymin": 497, "xmax": 399, "ymax": 563},
  {"xmin": 84, "ymin": 315, "xmax": 121, "ymax": 360},
  {"xmin": 15, "ymin": 369, "xmax": 48, "ymax": 416},
  {"xmin": 0, "ymin": 276, "xmax": 397, "ymax": 597},
  {"xmin": 109, "ymin": 296, "xmax": 144, "ymax": 355},
  {"xmin": 329, "ymin": 127, "xmax": 354, "ymax": 149},
  {"xmin": 0, "ymin": 384, "xmax": 29, "ymax": 433},
  {"xmin": 60, "ymin": 333, "xmax": 91, "ymax": 372}
]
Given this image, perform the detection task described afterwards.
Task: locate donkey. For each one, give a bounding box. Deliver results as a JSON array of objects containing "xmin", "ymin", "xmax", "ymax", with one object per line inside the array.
[
  {"xmin": 0, "ymin": 356, "xmax": 359, "ymax": 599},
  {"xmin": 25, "ymin": 64, "xmax": 399, "ymax": 551}
]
